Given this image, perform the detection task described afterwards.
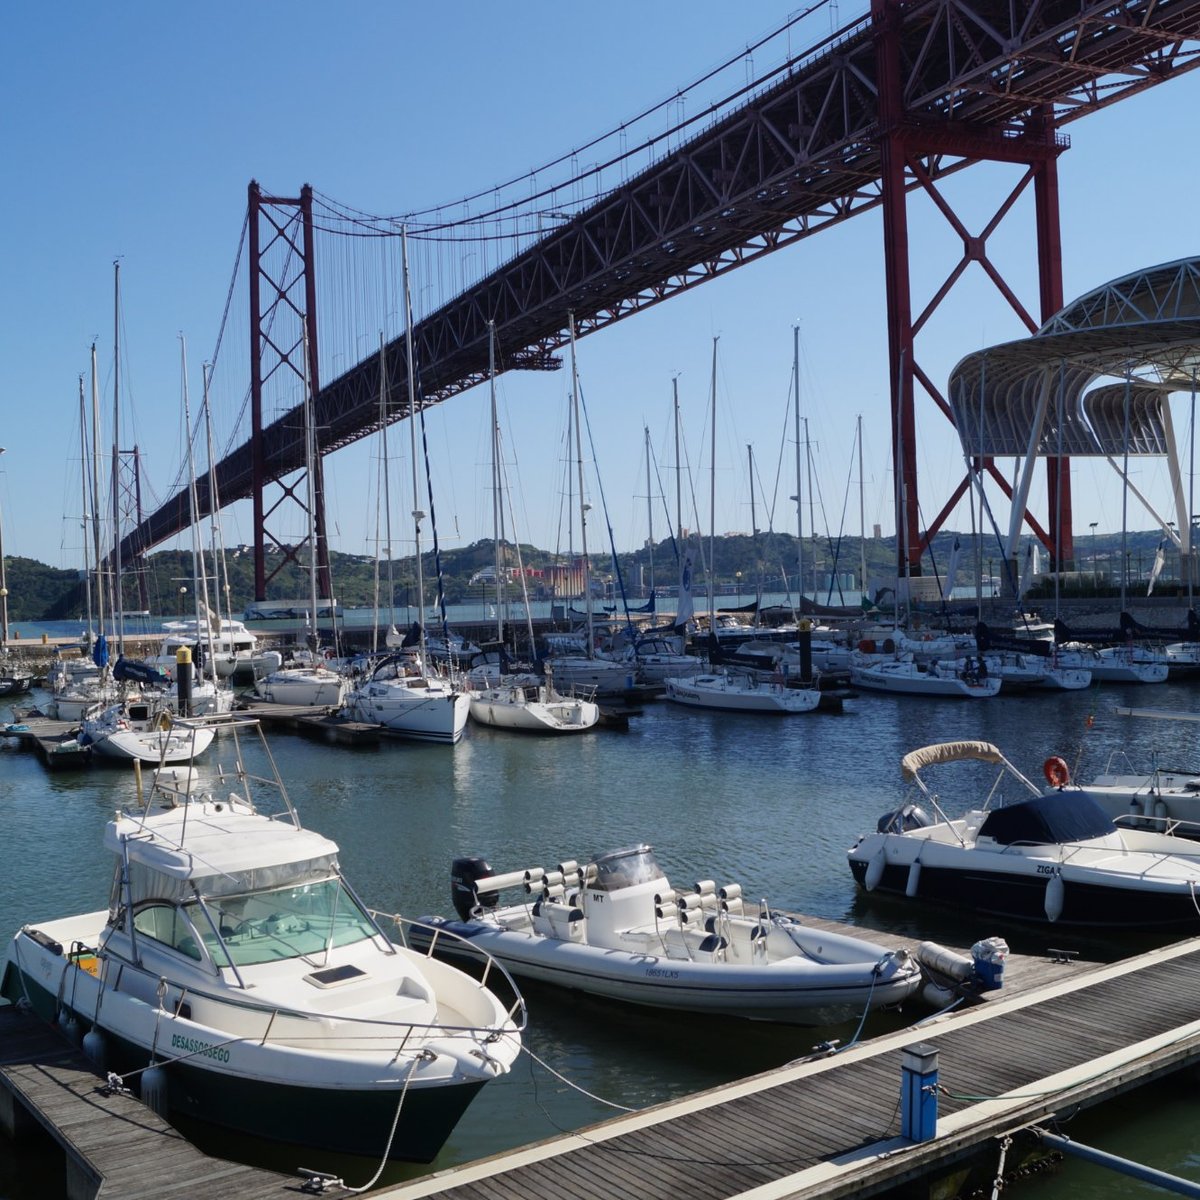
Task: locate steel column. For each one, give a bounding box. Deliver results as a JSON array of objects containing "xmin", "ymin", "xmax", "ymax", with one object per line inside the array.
[{"xmin": 249, "ymin": 180, "xmax": 265, "ymax": 601}]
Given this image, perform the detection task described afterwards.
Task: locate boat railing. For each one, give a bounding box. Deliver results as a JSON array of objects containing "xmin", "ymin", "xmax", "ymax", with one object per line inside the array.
[
  {"xmin": 92, "ymin": 939, "xmax": 526, "ymax": 1052},
  {"xmin": 1113, "ymin": 811, "xmax": 1200, "ymax": 839},
  {"xmin": 370, "ymin": 910, "xmax": 528, "ymax": 1031}
]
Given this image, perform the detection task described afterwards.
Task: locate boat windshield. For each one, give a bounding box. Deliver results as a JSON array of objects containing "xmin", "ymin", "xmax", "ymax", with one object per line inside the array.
[
  {"xmin": 196, "ymin": 876, "xmax": 379, "ymax": 967},
  {"xmin": 590, "ymin": 845, "xmax": 664, "ymax": 892}
]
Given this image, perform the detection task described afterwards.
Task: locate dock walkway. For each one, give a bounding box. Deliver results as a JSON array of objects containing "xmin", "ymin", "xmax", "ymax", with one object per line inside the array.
[
  {"xmin": 375, "ymin": 938, "xmax": 1200, "ymax": 1200},
  {"xmin": 0, "ymin": 1007, "xmax": 292, "ymax": 1200}
]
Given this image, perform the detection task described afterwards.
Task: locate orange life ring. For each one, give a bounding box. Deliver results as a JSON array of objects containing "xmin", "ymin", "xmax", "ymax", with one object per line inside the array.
[{"xmin": 1043, "ymin": 756, "xmax": 1070, "ymax": 789}]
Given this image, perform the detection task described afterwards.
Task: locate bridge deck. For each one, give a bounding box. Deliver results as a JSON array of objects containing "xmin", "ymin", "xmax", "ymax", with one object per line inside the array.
[{"xmin": 376, "ymin": 938, "xmax": 1200, "ymax": 1200}]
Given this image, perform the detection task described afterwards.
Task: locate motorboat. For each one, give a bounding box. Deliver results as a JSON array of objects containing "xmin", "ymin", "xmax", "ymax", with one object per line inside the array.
[
  {"xmin": 414, "ymin": 845, "xmax": 922, "ymax": 1025},
  {"xmin": 849, "ymin": 656, "xmax": 1001, "ymax": 698},
  {"xmin": 665, "ymin": 668, "xmax": 821, "ymax": 713},
  {"xmin": 148, "ymin": 614, "xmax": 278, "ymax": 681},
  {"xmin": 631, "ymin": 636, "xmax": 705, "ymax": 682},
  {"xmin": 78, "ymin": 697, "xmax": 215, "ymax": 764},
  {"xmin": 342, "ymin": 651, "xmax": 470, "ymax": 744},
  {"xmin": 848, "ymin": 740, "xmax": 1200, "ymax": 927},
  {"xmin": 468, "ymin": 677, "xmax": 599, "ymax": 734},
  {"xmin": 0, "ymin": 718, "xmax": 524, "ymax": 1164}
]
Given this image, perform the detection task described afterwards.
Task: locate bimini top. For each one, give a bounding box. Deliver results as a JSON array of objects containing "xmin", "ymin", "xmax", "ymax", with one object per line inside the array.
[
  {"xmin": 106, "ymin": 804, "xmax": 339, "ymax": 884},
  {"xmin": 901, "ymin": 741, "xmax": 1005, "ymax": 780},
  {"xmin": 977, "ymin": 793, "xmax": 1115, "ymax": 846}
]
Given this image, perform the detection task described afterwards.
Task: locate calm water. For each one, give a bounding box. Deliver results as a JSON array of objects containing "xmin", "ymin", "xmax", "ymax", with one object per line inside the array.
[{"xmin": 3, "ymin": 679, "xmax": 1200, "ymax": 1195}]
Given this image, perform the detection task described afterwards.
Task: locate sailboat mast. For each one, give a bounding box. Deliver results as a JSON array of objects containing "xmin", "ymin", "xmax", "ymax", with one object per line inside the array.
[
  {"xmin": 78, "ymin": 375, "xmax": 94, "ymax": 647},
  {"xmin": 645, "ymin": 426, "xmax": 654, "ymax": 595},
  {"xmin": 748, "ymin": 443, "xmax": 761, "ymax": 614},
  {"xmin": 180, "ymin": 337, "xmax": 210, "ymax": 667},
  {"xmin": 805, "ymin": 418, "xmax": 816, "ymax": 600},
  {"xmin": 401, "ymin": 227, "xmax": 427, "ymax": 657},
  {"xmin": 709, "ymin": 336, "xmax": 718, "ymax": 628},
  {"xmin": 90, "ymin": 343, "xmax": 106, "ymax": 637},
  {"xmin": 793, "ymin": 324, "xmax": 805, "ymax": 608},
  {"xmin": 202, "ymin": 363, "xmax": 234, "ymax": 655},
  {"xmin": 489, "ymin": 321, "xmax": 504, "ymax": 643},
  {"xmin": 112, "ymin": 260, "xmax": 125, "ymax": 656},
  {"xmin": 568, "ymin": 313, "xmax": 595, "ymax": 654},
  {"xmin": 673, "ymin": 375, "xmax": 683, "ymax": 544},
  {"xmin": 857, "ymin": 414, "xmax": 867, "ymax": 600}
]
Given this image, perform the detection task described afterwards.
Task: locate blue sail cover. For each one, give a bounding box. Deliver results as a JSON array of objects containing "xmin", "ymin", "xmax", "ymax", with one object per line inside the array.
[
  {"xmin": 113, "ymin": 656, "xmax": 171, "ymax": 687},
  {"xmin": 978, "ymin": 793, "xmax": 1115, "ymax": 845},
  {"xmin": 92, "ymin": 634, "xmax": 109, "ymax": 669}
]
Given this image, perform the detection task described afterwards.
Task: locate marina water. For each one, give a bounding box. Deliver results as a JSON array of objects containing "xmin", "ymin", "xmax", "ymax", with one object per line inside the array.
[{"xmin": 3, "ymin": 677, "xmax": 1200, "ymax": 1195}]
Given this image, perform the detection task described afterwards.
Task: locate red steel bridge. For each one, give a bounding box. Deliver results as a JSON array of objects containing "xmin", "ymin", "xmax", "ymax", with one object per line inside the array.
[{"xmin": 121, "ymin": 0, "xmax": 1200, "ymax": 597}]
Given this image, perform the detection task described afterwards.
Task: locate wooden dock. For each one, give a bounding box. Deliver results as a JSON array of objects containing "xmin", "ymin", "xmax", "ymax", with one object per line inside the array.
[
  {"xmin": 233, "ymin": 701, "xmax": 383, "ymax": 746},
  {"xmin": 373, "ymin": 938, "xmax": 1200, "ymax": 1200},
  {"xmin": 1, "ymin": 711, "xmax": 92, "ymax": 769},
  {"xmin": 0, "ymin": 1007, "xmax": 292, "ymax": 1200}
]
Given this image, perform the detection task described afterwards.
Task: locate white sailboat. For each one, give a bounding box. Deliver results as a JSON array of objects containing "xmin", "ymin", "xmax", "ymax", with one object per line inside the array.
[
  {"xmin": 342, "ymin": 230, "xmax": 469, "ymax": 743},
  {"xmin": 251, "ymin": 324, "xmax": 348, "ymax": 709},
  {"xmin": 668, "ymin": 337, "xmax": 820, "ymax": 714},
  {"xmin": 541, "ymin": 314, "xmax": 636, "ymax": 698}
]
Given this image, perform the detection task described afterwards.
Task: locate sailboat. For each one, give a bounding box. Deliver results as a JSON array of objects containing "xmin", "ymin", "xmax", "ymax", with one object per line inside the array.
[
  {"xmin": 80, "ymin": 270, "xmax": 216, "ymax": 763},
  {"xmin": 251, "ymin": 324, "xmax": 348, "ymax": 709},
  {"xmin": 342, "ymin": 230, "xmax": 470, "ymax": 743},
  {"xmin": 468, "ymin": 322, "xmax": 599, "ymax": 735},
  {"xmin": 539, "ymin": 314, "xmax": 636, "ymax": 698},
  {"xmin": 667, "ymin": 338, "xmax": 821, "ymax": 715}
]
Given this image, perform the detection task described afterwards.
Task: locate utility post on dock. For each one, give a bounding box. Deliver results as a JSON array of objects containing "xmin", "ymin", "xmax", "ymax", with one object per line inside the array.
[{"xmin": 900, "ymin": 1042, "xmax": 939, "ymax": 1143}]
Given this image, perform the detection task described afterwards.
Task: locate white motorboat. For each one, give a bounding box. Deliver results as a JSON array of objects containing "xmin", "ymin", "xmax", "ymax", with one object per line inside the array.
[
  {"xmin": 849, "ymin": 656, "xmax": 1001, "ymax": 698},
  {"xmin": 468, "ymin": 678, "xmax": 599, "ymax": 734},
  {"xmin": 415, "ymin": 845, "xmax": 922, "ymax": 1025},
  {"xmin": 79, "ymin": 698, "xmax": 215, "ymax": 764},
  {"xmin": 148, "ymin": 614, "xmax": 277, "ymax": 681},
  {"xmin": 0, "ymin": 719, "xmax": 523, "ymax": 1164},
  {"xmin": 343, "ymin": 651, "xmax": 469, "ymax": 744},
  {"xmin": 665, "ymin": 669, "xmax": 821, "ymax": 714},
  {"xmin": 632, "ymin": 636, "xmax": 705, "ymax": 682},
  {"xmin": 252, "ymin": 663, "xmax": 348, "ymax": 707},
  {"xmin": 848, "ymin": 740, "xmax": 1200, "ymax": 927}
]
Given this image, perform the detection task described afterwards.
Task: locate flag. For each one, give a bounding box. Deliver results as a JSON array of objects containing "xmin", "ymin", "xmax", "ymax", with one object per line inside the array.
[
  {"xmin": 1147, "ymin": 540, "xmax": 1167, "ymax": 596},
  {"xmin": 673, "ymin": 550, "xmax": 695, "ymax": 630},
  {"xmin": 942, "ymin": 536, "xmax": 962, "ymax": 602},
  {"xmin": 1016, "ymin": 543, "xmax": 1034, "ymax": 600}
]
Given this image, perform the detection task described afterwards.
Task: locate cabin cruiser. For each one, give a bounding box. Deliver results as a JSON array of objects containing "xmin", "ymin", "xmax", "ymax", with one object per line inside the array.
[
  {"xmin": 849, "ymin": 740, "xmax": 1200, "ymax": 927},
  {"xmin": 414, "ymin": 845, "xmax": 922, "ymax": 1025},
  {"xmin": 342, "ymin": 650, "xmax": 470, "ymax": 744},
  {"xmin": 1, "ymin": 718, "xmax": 523, "ymax": 1164}
]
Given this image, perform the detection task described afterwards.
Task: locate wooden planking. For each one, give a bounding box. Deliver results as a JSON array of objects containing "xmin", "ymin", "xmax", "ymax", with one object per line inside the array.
[
  {"xmin": 374, "ymin": 939, "xmax": 1200, "ymax": 1200},
  {"xmin": 0, "ymin": 1008, "xmax": 292, "ymax": 1199}
]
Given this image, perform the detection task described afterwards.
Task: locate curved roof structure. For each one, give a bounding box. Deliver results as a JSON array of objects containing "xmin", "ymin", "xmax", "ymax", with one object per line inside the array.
[{"xmin": 949, "ymin": 257, "xmax": 1200, "ymax": 459}]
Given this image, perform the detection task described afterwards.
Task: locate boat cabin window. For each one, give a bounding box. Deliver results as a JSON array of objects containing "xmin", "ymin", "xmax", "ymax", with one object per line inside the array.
[
  {"xmin": 201, "ymin": 876, "xmax": 378, "ymax": 966},
  {"xmin": 132, "ymin": 903, "xmax": 203, "ymax": 961},
  {"xmin": 590, "ymin": 846, "xmax": 665, "ymax": 892}
]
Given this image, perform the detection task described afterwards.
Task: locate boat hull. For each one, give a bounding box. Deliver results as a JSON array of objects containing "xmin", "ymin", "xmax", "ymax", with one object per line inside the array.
[
  {"xmin": 665, "ymin": 675, "xmax": 820, "ymax": 713},
  {"xmin": 2, "ymin": 943, "xmax": 491, "ymax": 1165},
  {"xmin": 412, "ymin": 916, "xmax": 918, "ymax": 1025}
]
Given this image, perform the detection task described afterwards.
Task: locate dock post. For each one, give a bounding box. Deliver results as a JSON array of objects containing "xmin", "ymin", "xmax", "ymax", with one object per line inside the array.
[{"xmin": 900, "ymin": 1042, "xmax": 939, "ymax": 1142}]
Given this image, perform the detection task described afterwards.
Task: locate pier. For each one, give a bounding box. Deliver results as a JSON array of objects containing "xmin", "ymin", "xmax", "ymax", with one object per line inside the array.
[
  {"xmin": 370, "ymin": 937, "xmax": 1200, "ymax": 1200},
  {"xmin": 0, "ymin": 1007, "xmax": 291, "ymax": 1200}
]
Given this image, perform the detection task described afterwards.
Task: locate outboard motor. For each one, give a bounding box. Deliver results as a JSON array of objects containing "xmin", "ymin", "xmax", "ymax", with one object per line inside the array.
[
  {"xmin": 451, "ymin": 857, "xmax": 497, "ymax": 921},
  {"xmin": 877, "ymin": 804, "xmax": 933, "ymax": 834}
]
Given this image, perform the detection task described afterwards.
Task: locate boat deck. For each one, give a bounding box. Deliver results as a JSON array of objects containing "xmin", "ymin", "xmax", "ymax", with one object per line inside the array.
[
  {"xmin": 374, "ymin": 937, "xmax": 1200, "ymax": 1200},
  {"xmin": 0, "ymin": 1006, "xmax": 292, "ymax": 1199}
]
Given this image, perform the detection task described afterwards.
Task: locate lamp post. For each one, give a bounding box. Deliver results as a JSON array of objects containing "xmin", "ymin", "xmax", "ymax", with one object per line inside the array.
[
  {"xmin": 736, "ymin": 570, "xmax": 742, "ymax": 606},
  {"xmin": 1089, "ymin": 522, "xmax": 1098, "ymax": 591},
  {"xmin": 178, "ymin": 585, "xmax": 187, "ymax": 619}
]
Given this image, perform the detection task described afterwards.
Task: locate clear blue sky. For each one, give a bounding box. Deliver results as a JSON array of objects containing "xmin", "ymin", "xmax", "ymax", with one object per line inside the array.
[{"xmin": 2, "ymin": 3, "xmax": 1196, "ymax": 580}]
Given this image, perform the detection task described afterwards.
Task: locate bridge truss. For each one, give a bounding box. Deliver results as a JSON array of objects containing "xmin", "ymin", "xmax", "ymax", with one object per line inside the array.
[{"xmin": 124, "ymin": 0, "xmax": 1200, "ymax": 589}]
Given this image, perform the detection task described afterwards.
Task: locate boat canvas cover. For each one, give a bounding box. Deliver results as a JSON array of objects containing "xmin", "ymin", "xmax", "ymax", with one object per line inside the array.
[
  {"xmin": 901, "ymin": 741, "xmax": 1004, "ymax": 779},
  {"xmin": 977, "ymin": 793, "xmax": 1115, "ymax": 845},
  {"xmin": 106, "ymin": 810, "xmax": 340, "ymax": 901}
]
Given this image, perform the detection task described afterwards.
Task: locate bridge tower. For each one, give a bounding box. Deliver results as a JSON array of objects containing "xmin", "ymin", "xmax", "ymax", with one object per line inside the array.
[
  {"xmin": 113, "ymin": 446, "xmax": 151, "ymax": 615},
  {"xmin": 873, "ymin": 0, "xmax": 1072, "ymax": 578},
  {"xmin": 247, "ymin": 180, "xmax": 332, "ymax": 605}
]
